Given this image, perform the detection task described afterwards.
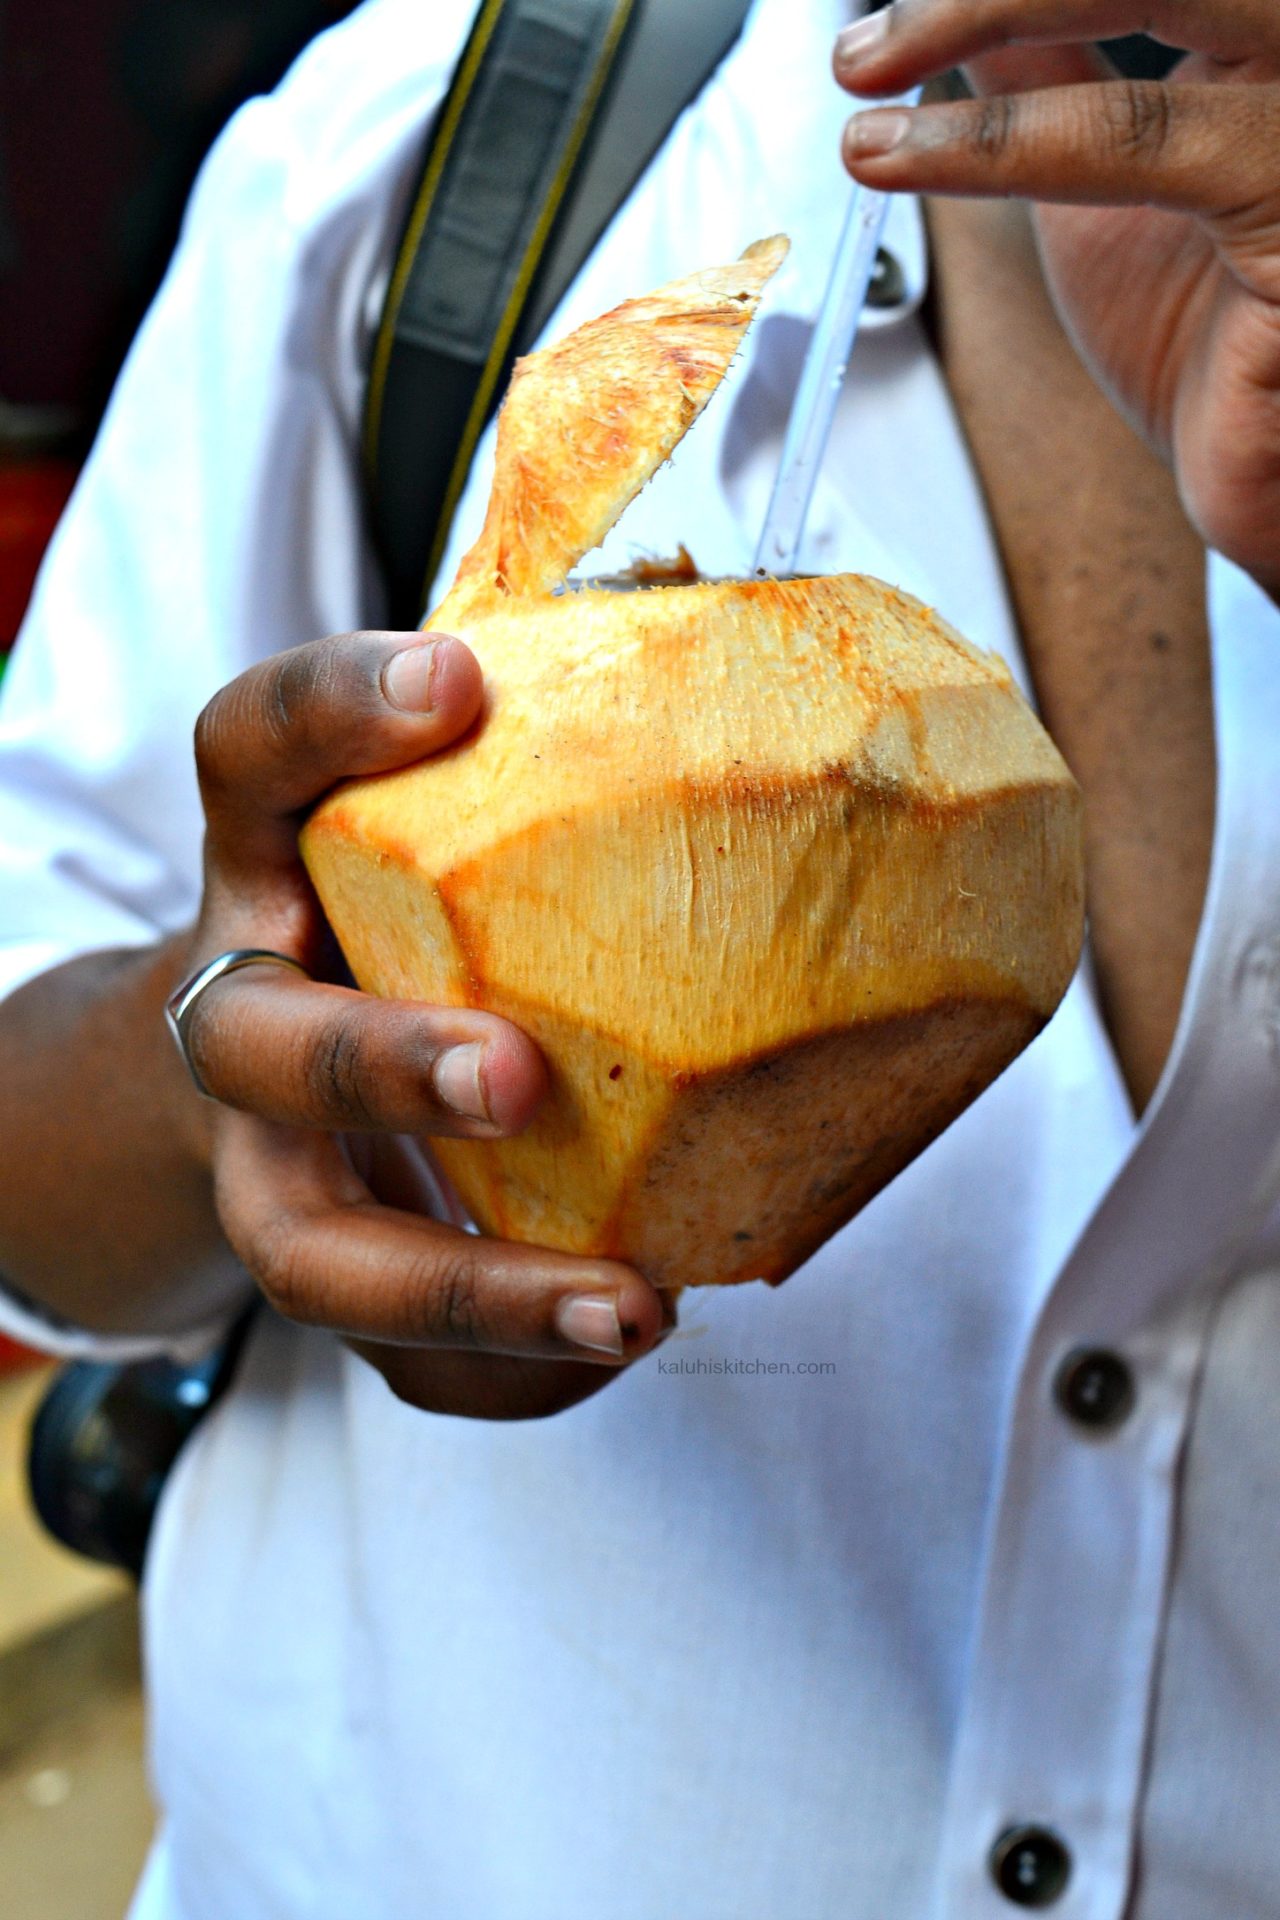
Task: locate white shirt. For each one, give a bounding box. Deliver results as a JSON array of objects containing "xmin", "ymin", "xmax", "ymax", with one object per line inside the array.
[{"xmin": 3, "ymin": 3, "xmax": 1280, "ymax": 1917}]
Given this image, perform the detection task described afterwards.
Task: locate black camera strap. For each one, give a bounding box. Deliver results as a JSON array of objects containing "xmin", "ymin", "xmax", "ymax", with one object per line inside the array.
[{"xmin": 364, "ymin": 0, "xmax": 754, "ymax": 628}]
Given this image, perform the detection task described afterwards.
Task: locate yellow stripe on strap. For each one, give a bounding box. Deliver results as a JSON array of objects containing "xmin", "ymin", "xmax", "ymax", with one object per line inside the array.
[{"xmin": 363, "ymin": 0, "xmax": 509, "ymax": 480}]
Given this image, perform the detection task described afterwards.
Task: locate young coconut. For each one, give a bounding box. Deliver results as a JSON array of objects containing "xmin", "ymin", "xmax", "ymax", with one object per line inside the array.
[{"xmin": 301, "ymin": 238, "xmax": 1084, "ymax": 1291}]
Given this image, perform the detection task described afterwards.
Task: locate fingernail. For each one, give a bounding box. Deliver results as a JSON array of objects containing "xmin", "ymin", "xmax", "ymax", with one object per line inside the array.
[
  {"xmin": 846, "ymin": 107, "xmax": 913, "ymax": 156},
  {"xmin": 383, "ymin": 639, "xmax": 442, "ymax": 712},
  {"xmin": 835, "ymin": 10, "xmax": 891, "ymax": 69},
  {"xmin": 555, "ymin": 1293, "xmax": 625, "ymax": 1357},
  {"xmin": 433, "ymin": 1041, "xmax": 490, "ymax": 1121}
]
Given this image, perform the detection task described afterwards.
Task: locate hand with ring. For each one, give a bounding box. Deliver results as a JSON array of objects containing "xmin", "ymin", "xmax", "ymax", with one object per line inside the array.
[
  {"xmin": 180, "ymin": 629, "xmax": 670, "ymax": 1420},
  {"xmin": 835, "ymin": 0, "xmax": 1280, "ymax": 603}
]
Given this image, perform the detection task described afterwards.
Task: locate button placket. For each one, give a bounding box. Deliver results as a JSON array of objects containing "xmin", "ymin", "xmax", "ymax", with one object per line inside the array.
[
  {"xmin": 931, "ymin": 565, "xmax": 1280, "ymax": 1918},
  {"xmin": 931, "ymin": 1289, "xmax": 1219, "ymax": 1920}
]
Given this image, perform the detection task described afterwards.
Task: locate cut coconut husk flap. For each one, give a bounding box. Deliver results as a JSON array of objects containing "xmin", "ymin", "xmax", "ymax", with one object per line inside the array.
[
  {"xmin": 302, "ymin": 238, "xmax": 1084, "ymax": 1292},
  {"xmin": 435, "ymin": 235, "xmax": 789, "ymax": 625}
]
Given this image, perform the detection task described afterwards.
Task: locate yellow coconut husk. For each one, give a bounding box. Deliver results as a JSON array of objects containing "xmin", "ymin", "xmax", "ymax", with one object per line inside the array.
[{"xmin": 302, "ymin": 238, "xmax": 1084, "ymax": 1290}]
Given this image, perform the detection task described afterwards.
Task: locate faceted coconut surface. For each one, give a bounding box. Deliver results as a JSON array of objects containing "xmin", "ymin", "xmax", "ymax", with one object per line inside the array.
[{"xmin": 302, "ymin": 575, "xmax": 1083, "ymax": 1288}]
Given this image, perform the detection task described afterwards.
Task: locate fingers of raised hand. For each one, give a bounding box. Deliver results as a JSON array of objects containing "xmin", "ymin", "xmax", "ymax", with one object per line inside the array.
[
  {"xmin": 183, "ymin": 967, "xmax": 548, "ymax": 1137},
  {"xmin": 215, "ymin": 1115, "xmax": 670, "ymax": 1366},
  {"xmin": 842, "ymin": 76, "xmax": 1280, "ymax": 243},
  {"xmin": 834, "ymin": 0, "xmax": 1279, "ymax": 98},
  {"xmin": 194, "ymin": 630, "xmax": 482, "ymax": 871}
]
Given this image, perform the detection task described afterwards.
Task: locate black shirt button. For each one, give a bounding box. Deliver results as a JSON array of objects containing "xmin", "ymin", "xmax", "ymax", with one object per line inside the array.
[
  {"xmin": 1054, "ymin": 1347, "xmax": 1135, "ymax": 1432},
  {"xmin": 866, "ymin": 245, "xmax": 906, "ymax": 310},
  {"xmin": 990, "ymin": 1826, "xmax": 1072, "ymax": 1907}
]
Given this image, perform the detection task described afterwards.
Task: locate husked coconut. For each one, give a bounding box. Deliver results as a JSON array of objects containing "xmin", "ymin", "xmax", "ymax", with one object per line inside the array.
[{"xmin": 301, "ymin": 237, "xmax": 1084, "ymax": 1291}]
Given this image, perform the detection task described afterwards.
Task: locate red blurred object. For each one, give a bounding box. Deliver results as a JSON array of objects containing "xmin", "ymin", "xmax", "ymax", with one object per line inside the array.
[
  {"xmin": 0, "ymin": 458, "xmax": 78, "ymax": 649},
  {"xmin": 0, "ymin": 1331, "xmax": 48, "ymax": 1372}
]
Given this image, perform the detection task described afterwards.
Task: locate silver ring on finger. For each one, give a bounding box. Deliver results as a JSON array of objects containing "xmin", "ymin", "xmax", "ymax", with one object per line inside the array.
[{"xmin": 165, "ymin": 948, "xmax": 311, "ymax": 1098}]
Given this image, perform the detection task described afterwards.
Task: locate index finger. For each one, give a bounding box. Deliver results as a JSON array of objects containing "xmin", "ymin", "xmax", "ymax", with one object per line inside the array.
[
  {"xmin": 840, "ymin": 79, "xmax": 1280, "ymax": 235},
  {"xmin": 216, "ymin": 1113, "xmax": 669, "ymax": 1363},
  {"xmin": 184, "ymin": 965, "xmax": 547, "ymax": 1138},
  {"xmin": 833, "ymin": 0, "xmax": 1278, "ymax": 96}
]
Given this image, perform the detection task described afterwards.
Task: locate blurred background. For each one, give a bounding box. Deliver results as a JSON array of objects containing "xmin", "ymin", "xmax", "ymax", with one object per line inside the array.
[
  {"xmin": 0, "ymin": 0, "xmax": 358, "ymax": 659},
  {"xmin": 0, "ymin": 5, "xmax": 353, "ymax": 1913}
]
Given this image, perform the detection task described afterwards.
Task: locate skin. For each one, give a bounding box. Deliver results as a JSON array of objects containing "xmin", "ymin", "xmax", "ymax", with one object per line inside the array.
[
  {"xmin": 0, "ymin": 0, "xmax": 1274, "ymax": 1418},
  {"xmin": 924, "ymin": 192, "xmax": 1216, "ymax": 1113},
  {"xmin": 835, "ymin": 0, "xmax": 1280, "ymax": 599}
]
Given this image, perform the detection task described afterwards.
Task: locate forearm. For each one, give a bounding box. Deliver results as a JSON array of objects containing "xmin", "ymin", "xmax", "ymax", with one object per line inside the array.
[
  {"xmin": 926, "ymin": 196, "xmax": 1216, "ymax": 1114},
  {"xmin": 0, "ymin": 934, "xmax": 249, "ymax": 1337}
]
